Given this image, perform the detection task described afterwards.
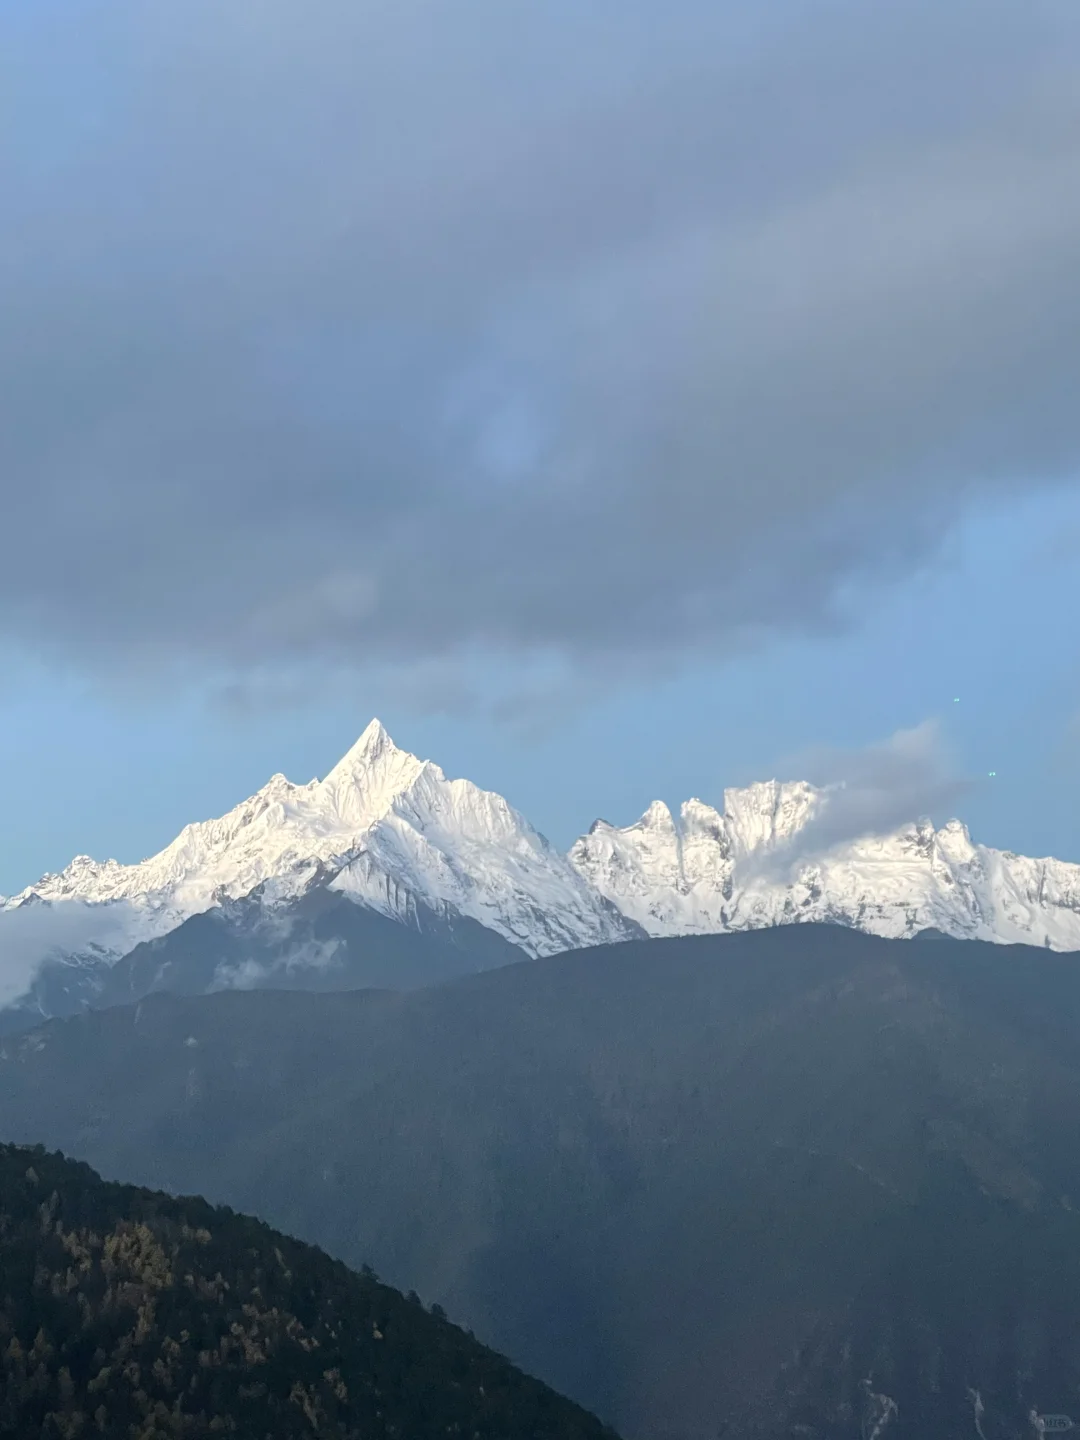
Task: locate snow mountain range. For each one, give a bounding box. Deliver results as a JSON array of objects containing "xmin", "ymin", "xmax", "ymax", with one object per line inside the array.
[{"xmin": 2, "ymin": 719, "xmax": 1079, "ymax": 1025}]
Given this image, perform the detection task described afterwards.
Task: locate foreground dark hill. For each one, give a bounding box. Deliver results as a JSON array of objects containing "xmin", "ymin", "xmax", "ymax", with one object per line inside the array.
[
  {"xmin": 0, "ymin": 1143, "xmax": 616, "ymax": 1440},
  {"xmin": 5, "ymin": 925, "xmax": 1080, "ymax": 1438}
]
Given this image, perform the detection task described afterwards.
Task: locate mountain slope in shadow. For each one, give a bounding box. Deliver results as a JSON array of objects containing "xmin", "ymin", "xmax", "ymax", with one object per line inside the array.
[
  {"xmin": 4, "ymin": 925, "xmax": 1080, "ymax": 1438},
  {"xmin": 0, "ymin": 885, "xmax": 522, "ymax": 1036},
  {"xmin": 98, "ymin": 883, "xmax": 523, "ymax": 1003}
]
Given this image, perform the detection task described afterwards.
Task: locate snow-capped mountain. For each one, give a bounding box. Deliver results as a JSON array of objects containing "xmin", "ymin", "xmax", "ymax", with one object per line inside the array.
[
  {"xmin": 1, "ymin": 720, "xmax": 638, "ymax": 981},
  {"xmin": 568, "ymin": 780, "xmax": 1080, "ymax": 951},
  {"xmin": 3, "ymin": 722, "xmax": 1080, "ymax": 1026}
]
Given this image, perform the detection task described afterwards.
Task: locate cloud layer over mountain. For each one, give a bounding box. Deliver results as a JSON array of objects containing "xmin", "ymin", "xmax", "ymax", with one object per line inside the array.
[
  {"xmin": 738, "ymin": 721, "xmax": 973, "ymax": 880},
  {"xmin": 3, "ymin": 0, "xmax": 1080, "ymax": 686}
]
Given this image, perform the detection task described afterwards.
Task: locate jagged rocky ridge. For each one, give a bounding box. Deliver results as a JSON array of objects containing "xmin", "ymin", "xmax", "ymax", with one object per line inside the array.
[
  {"xmin": 2, "ymin": 721, "xmax": 1079, "ymax": 1020},
  {"xmin": 570, "ymin": 781, "xmax": 1080, "ymax": 950}
]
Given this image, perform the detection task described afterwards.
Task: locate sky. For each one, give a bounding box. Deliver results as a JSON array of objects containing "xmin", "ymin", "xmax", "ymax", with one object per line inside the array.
[{"xmin": 1, "ymin": 0, "xmax": 1079, "ymax": 893}]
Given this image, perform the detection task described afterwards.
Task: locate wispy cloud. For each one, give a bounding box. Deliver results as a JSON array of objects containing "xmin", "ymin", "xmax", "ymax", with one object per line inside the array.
[
  {"xmin": 0, "ymin": 900, "xmax": 137, "ymax": 1009},
  {"xmin": 739, "ymin": 720, "xmax": 972, "ymax": 882}
]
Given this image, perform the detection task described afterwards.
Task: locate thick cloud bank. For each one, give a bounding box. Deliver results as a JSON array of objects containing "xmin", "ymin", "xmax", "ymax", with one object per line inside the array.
[{"xmin": 3, "ymin": 0, "xmax": 1079, "ymax": 684}]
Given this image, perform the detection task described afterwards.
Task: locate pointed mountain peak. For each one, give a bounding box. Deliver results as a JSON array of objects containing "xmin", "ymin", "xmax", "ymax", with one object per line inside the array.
[
  {"xmin": 323, "ymin": 719, "xmax": 404, "ymax": 777},
  {"xmin": 318, "ymin": 720, "xmax": 426, "ymax": 828},
  {"xmin": 354, "ymin": 716, "xmax": 395, "ymax": 758}
]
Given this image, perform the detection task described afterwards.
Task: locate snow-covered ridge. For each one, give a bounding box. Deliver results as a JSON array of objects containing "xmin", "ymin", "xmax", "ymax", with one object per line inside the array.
[
  {"xmin": 2, "ymin": 720, "xmax": 637, "ymax": 973},
  {"xmin": 4, "ymin": 721, "xmax": 1080, "ymax": 1019},
  {"xmin": 568, "ymin": 781, "xmax": 1080, "ymax": 951}
]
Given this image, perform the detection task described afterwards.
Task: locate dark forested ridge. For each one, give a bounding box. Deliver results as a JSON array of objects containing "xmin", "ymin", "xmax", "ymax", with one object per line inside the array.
[{"xmin": 0, "ymin": 1143, "xmax": 617, "ymax": 1440}]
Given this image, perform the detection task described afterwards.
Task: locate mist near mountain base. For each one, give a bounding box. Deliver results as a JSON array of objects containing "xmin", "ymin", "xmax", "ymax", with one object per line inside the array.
[{"xmin": 0, "ymin": 900, "xmax": 137, "ymax": 1010}]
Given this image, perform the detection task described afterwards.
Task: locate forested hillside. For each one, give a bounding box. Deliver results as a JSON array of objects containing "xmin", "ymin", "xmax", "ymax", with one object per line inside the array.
[{"xmin": 0, "ymin": 1144, "xmax": 617, "ymax": 1440}]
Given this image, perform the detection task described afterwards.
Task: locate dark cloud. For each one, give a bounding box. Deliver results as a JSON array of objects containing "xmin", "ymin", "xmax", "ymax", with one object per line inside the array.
[{"xmin": 2, "ymin": 0, "xmax": 1079, "ymax": 689}]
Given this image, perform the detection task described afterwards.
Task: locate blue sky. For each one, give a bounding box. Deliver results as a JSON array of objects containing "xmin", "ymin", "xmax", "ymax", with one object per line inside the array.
[
  {"xmin": 2, "ymin": 481, "xmax": 1076, "ymax": 895},
  {"xmin": 2, "ymin": 0, "xmax": 1079, "ymax": 894}
]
